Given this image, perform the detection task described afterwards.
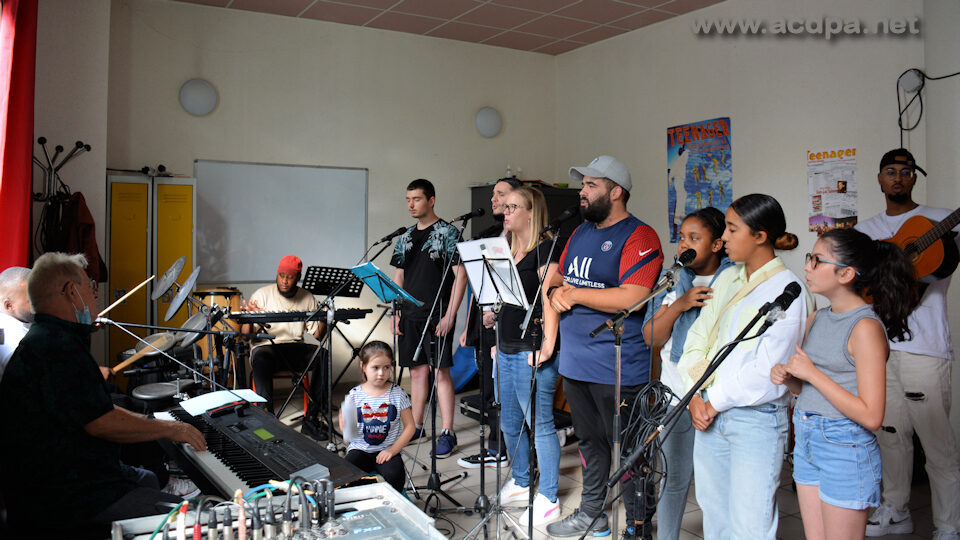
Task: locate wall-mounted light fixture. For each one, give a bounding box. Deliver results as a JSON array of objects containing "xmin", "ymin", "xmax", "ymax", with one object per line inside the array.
[
  {"xmin": 179, "ymin": 78, "xmax": 219, "ymax": 116},
  {"xmin": 475, "ymin": 106, "xmax": 502, "ymax": 138}
]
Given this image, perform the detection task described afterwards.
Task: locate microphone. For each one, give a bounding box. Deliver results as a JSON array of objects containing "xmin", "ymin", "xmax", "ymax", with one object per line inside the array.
[
  {"xmin": 757, "ymin": 282, "xmax": 802, "ymax": 332},
  {"xmin": 540, "ymin": 205, "xmax": 579, "ymax": 237},
  {"xmin": 378, "ymin": 227, "xmax": 407, "ymax": 244},
  {"xmin": 759, "ymin": 282, "xmax": 802, "ymax": 316},
  {"xmin": 452, "ymin": 208, "xmax": 485, "ymax": 222},
  {"xmin": 653, "ymin": 248, "xmax": 697, "ymax": 288},
  {"xmin": 669, "ymin": 249, "xmax": 697, "ymax": 273}
]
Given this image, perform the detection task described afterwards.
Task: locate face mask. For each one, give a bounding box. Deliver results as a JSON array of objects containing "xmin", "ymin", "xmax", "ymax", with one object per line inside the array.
[{"xmin": 71, "ymin": 284, "xmax": 93, "ymax": 325}]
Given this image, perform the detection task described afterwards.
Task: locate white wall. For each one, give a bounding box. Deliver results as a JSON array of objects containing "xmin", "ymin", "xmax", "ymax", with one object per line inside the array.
[
  {"xmin": 557, "ymin": 0, "xmax": 960, "ymax": 436},
  {"xmin": 103, "ymin": 0, "xmax": 557, "ymax": 377},
  {"xmin": 107, "ymin": 0, "xmax": 556, "ymax": 231},
  {"xmin": 34, "ymin": 0, "xmax": 112, "ymax": 360}
]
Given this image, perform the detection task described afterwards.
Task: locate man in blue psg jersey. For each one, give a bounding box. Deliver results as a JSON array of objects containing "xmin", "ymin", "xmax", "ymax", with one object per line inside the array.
[{"xmin": 543, "ymin": 155, "xmax": 664, "ymax": 538}]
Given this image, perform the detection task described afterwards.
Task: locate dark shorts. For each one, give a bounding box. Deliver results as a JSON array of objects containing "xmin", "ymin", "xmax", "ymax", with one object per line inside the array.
[{"xmin": 397, "ymin": 316, "xmax": 454, "ymax": 369}]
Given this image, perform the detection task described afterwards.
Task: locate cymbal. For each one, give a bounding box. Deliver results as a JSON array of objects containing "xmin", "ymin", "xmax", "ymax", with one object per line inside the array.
[
  {"xmin": 176, "ymin": 310, "xmax": 208, "ymax": 347},
  {"xmin": 152, "ymin": 256, "xmax": 186, "ymax": 301},
  {"xmin": 134, "ymin": 332, "xmax": 178, "ymax": 355},
  {"xmin": 164, "ymin": 266, "xmax": 200, "ymax": 321}
]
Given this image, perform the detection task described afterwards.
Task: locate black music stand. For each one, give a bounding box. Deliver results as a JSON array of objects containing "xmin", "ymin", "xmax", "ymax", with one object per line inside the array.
[
  {"xmin": 457, "ymin": 237, "xmax": 532, "ymax": 539},
  {"xmin": 275, "ymin": 266, "xmax": 363, "ymax": 439}
]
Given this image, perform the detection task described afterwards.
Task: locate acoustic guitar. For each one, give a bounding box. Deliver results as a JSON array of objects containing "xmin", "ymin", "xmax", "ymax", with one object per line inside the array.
[{"xmin": 883, "ymin": 207, "xmax": 960, "ymax": 280}]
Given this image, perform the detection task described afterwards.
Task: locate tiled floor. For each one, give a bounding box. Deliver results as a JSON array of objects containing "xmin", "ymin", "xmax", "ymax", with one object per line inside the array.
[{"xmin": 287, "ymin": 385, "xmax": 938, "ymax": 539}]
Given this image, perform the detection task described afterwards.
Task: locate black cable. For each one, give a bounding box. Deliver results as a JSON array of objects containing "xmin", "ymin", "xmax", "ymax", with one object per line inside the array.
[{"xmin": 897, "ymin": 67, "xmax": 960, "ymax": 147}]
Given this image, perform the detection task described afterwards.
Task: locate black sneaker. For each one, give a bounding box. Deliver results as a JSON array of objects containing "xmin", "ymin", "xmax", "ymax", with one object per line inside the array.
[
  {"xmin": 546, "ymin": 509, "xmax": 610, "ymax": 537},
  {"xmin": 300, "ymin": 417, "xmax": 329, "ymax": 441},
  {"xmin": 457, "ymin": 450, "xmax": 507, "ymax": 469},
  {"xmin": 620, "ymin": 523, "xmax": 652, "ymax": 540}
]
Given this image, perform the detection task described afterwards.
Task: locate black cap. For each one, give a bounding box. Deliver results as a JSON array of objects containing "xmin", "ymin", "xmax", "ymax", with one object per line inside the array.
[{"xmin": 879, "ymin": 148, "xmax": 926, "ymax": 176}]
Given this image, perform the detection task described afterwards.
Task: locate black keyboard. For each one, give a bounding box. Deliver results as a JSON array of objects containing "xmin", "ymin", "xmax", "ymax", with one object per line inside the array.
[
  {"xmin": 169, "ymin": 404, "xmax": 363, "ymax": 497},
  {"xmin": 229, "ymin": 308, "xmax": 372, "ymax": 324}
]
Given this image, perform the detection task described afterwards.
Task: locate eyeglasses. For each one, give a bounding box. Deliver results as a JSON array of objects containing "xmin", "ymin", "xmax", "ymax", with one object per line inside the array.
[
  {"xmin": 804, "ymin": 253, "xmax": 861, "ymax": 275},
  {"xmin": 502, "ymin": 204, "xmax": 525, "ymax": 214},
  {"xmin": 882, "ymin": 167, "xmax": 914, "ymax": 179},
  {"xmin": 62, "ymin": 278, "xmax": 99, "ymax": 295}
]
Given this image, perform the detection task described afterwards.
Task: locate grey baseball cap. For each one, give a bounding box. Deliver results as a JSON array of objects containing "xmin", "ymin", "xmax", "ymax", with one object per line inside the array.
[{"xmin": 569, "ymin": 155, "xmax": 632, "ymax": 192}]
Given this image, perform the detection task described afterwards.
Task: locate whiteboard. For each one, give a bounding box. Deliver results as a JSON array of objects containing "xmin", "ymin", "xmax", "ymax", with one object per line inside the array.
[{"xmin": 194, "ymin": 160, "xmax": 367, "ymax": 283}]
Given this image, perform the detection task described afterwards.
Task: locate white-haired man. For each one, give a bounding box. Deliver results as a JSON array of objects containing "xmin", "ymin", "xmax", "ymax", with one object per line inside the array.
[
  {"xmin": 0, "ymin": 266, "xmax": 32, "ymax": 380},
  {"xmin": 0, "ymin": 252, "xmax": 206, "ymax": 537}
]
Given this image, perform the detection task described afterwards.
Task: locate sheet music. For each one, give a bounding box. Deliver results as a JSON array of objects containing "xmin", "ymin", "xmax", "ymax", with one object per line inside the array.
[
  {"xmin": 457, "ymin": 237, "xmax": 528, "ymax": 310},
  {"xmin": 180, "ymin": 389, "xmax": 267, "ymax": 416}
]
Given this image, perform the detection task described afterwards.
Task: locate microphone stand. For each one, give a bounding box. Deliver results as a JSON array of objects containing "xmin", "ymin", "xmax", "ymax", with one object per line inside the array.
[
  {"xmin": 588, "ymin": 269, "xmax": 681, "ymax": 538},
  {"xmin": 588, "ymin": 266, "xmax": 687, "ymax": 339},
  {"xmin": 579, "ymin": 306, "xmax": 785, "ymax": 540},
  {"xmin": 409, "ymin": 217, "xmax": 472, "ymax": 516},
  {"xmin": 98, "ymin": 318, "xmax": 269, "ymax": 393},
  {"xmin": 278, "ymin": 237, "xmax": 395, "ymax": 439},
  {"xmin": 513, "ymin": 227, "xmax": 562, "ymax": 540}
]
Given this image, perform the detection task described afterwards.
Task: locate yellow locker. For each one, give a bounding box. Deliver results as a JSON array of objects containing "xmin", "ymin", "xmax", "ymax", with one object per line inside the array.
[
  {"xmin": 154, "ymin": 181, "xmax": 195, "ymax": 327},
  {"xmin": 107, "ymin": 178, "xmax": 150, "ymax": 387}
]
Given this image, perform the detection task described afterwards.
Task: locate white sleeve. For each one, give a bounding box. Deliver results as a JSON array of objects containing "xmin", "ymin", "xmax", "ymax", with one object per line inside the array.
[{"xmin": 706, "ymin": 284, "xmax": 808, "ymax": 412}]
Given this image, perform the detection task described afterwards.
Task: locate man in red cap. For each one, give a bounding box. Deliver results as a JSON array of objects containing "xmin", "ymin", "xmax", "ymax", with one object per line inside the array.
[{"xmin": 242, "ymin": 255, "xmax": 329, "ymax": 440}]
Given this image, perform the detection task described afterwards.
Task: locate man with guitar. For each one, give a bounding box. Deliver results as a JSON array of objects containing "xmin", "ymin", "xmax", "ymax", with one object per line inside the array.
[{"xmin": 856, "ymin": 148, "xmax": 960, "ymax": 539}]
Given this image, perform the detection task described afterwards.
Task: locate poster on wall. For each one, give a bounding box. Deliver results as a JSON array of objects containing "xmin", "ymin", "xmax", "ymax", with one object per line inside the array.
[
  {"xmin": 667, "ymin": 117, "xmax": 732, "ymax": 243},
  {"xmin": 807, "ymin": 147, "xmax": 857, "ymax": 236}
]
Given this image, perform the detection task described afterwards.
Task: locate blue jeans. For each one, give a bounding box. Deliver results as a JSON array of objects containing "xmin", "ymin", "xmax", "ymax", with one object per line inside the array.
[
  {"xmin": 498, "ymin": 350, "xmax": 560, "ymax": 502},
  {"xmin": 656, "ymin": 403, "xmax": 695, "ymax": 540},
  {"xmin": 693, "ymin": 402, "xmax": 788, "ymax": 540},
  {"xmin": 792, "ymin": 408, "xmax": 881, "ymax": 510}
]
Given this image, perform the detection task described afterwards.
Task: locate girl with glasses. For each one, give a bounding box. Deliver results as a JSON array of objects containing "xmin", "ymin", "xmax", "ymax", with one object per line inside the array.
[
  {"xmin": 771, "ymin": 228, "xmax": 917, "ymax": 540},
  {"xmin": 494, "ymin": 186, "xmax": 563, "ymax": 526}
]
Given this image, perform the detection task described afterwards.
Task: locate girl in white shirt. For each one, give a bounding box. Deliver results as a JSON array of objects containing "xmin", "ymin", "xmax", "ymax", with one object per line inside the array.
[{"xmin": 677, "ymin": 193, "xmax": 812, "ymax": 540}]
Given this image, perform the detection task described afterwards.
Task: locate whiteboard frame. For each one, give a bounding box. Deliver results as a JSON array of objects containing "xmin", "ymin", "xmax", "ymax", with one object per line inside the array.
[{"xmin": 194, "ymin": 159, "xmax": 368, "ymax": 284}]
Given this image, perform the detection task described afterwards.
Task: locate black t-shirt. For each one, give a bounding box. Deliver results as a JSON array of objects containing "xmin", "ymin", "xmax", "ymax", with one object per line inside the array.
[
  {"xmin": 465, "ymin": 222, "xmax": 503, "ymax": 347},
  {"xmin": 497, "ymin": 241, "xmax": 561, "ymax": 354},
  {"xmin": 0, "ymin": 314, "xmax": 135, "ymax": 528},
  {"xmin": 390, "ymin": 219, "xmax": 460, "ymax": 320}
]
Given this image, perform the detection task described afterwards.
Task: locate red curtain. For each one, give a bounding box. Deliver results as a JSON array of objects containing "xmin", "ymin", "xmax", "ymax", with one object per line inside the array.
[{"xmin": 0, "ymin": 0, "xmax": 37, "ymax": 270}]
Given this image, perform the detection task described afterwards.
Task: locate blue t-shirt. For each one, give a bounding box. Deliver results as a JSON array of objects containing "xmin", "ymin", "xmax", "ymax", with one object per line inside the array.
[{"xmin": 557, "ymin": 216, "xmax": 663, "ymax": 385}]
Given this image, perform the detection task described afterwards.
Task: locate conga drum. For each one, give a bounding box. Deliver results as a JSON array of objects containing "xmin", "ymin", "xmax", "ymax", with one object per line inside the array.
[{"xmin": 192, "ymin": 287, "xmax": 242, "ymax": 360}]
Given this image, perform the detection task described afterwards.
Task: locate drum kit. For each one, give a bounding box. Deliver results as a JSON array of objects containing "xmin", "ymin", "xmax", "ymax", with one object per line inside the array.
[{"xmin": 101, "ymin": 256, "xmax": 264, "ymax": 404}]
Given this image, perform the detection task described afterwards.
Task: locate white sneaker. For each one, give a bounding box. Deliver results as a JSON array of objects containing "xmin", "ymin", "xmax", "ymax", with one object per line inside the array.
[
  {"xmin": 519, "ymin": 492, "xmax": 561, "ymax": 526},
  {"xmin": 498, "ymin": 478, "xmax": 530, "ymax": 505},
  {"xmin": 866, "ymin": 503, "xmax": 913, "ymax": 536},
  {"xmin": 933, "ymin": 531, "xmax": 960, "ymax": 540},
  {"xmin": 163, "ymin": 476, "xmax": 200, "ymax": 499}
]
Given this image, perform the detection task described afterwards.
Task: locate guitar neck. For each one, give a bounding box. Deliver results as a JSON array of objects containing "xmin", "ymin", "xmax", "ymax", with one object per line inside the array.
[{"xmin": 910, "ymin": 207, "xmax": 960, "ymax": 254}]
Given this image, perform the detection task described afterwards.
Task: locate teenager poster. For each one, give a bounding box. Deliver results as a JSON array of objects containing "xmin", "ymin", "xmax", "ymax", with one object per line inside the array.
[
  {"xmin": 807, "ymin": 147, "xmax": 857, "ymax": 235},
  {"xmin": 667, "ymin": 117, "xmax": 732, "ymax": 243}
]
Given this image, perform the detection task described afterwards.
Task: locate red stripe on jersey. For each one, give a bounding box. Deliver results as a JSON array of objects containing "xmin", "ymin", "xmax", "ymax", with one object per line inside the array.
[{"xmin": 619, "ymin": 225, "xmax": 663, "ymax": 288}]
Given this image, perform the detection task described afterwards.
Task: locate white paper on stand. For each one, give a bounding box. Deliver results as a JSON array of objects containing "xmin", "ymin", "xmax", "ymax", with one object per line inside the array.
[{"xmin": 179, "ymin": 389, "xmax": 267, "ymax": 416}]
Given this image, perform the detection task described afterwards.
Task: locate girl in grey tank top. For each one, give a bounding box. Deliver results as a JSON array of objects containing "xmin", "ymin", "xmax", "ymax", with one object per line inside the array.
[{"xmin": 770, "ymin": 228, "xmax": 917, "ymax": 537}]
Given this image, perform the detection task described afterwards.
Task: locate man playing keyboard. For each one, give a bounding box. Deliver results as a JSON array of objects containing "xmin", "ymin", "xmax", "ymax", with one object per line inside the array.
[
  {"xmin": 242, "ymin": 254, "xmax": 329, "ymax": 441},
  {"xmin": 0, "ymin": 252, "xmax": 206, "ymax": 538}
]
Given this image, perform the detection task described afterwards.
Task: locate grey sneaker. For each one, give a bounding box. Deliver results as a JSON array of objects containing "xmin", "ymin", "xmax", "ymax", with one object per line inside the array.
[
  {"xmin": 866, "ymin": 503, "xmax": 913, "ymax": 536},
  {"xmin": 545, "ymin": 509, "xmax": 610, "ymax": 537}
]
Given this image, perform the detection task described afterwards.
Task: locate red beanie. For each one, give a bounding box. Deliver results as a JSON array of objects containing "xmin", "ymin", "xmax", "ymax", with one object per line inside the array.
[{"xmin": 278, "ymin": 255, "xmax": 302, "ymax": 276}]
